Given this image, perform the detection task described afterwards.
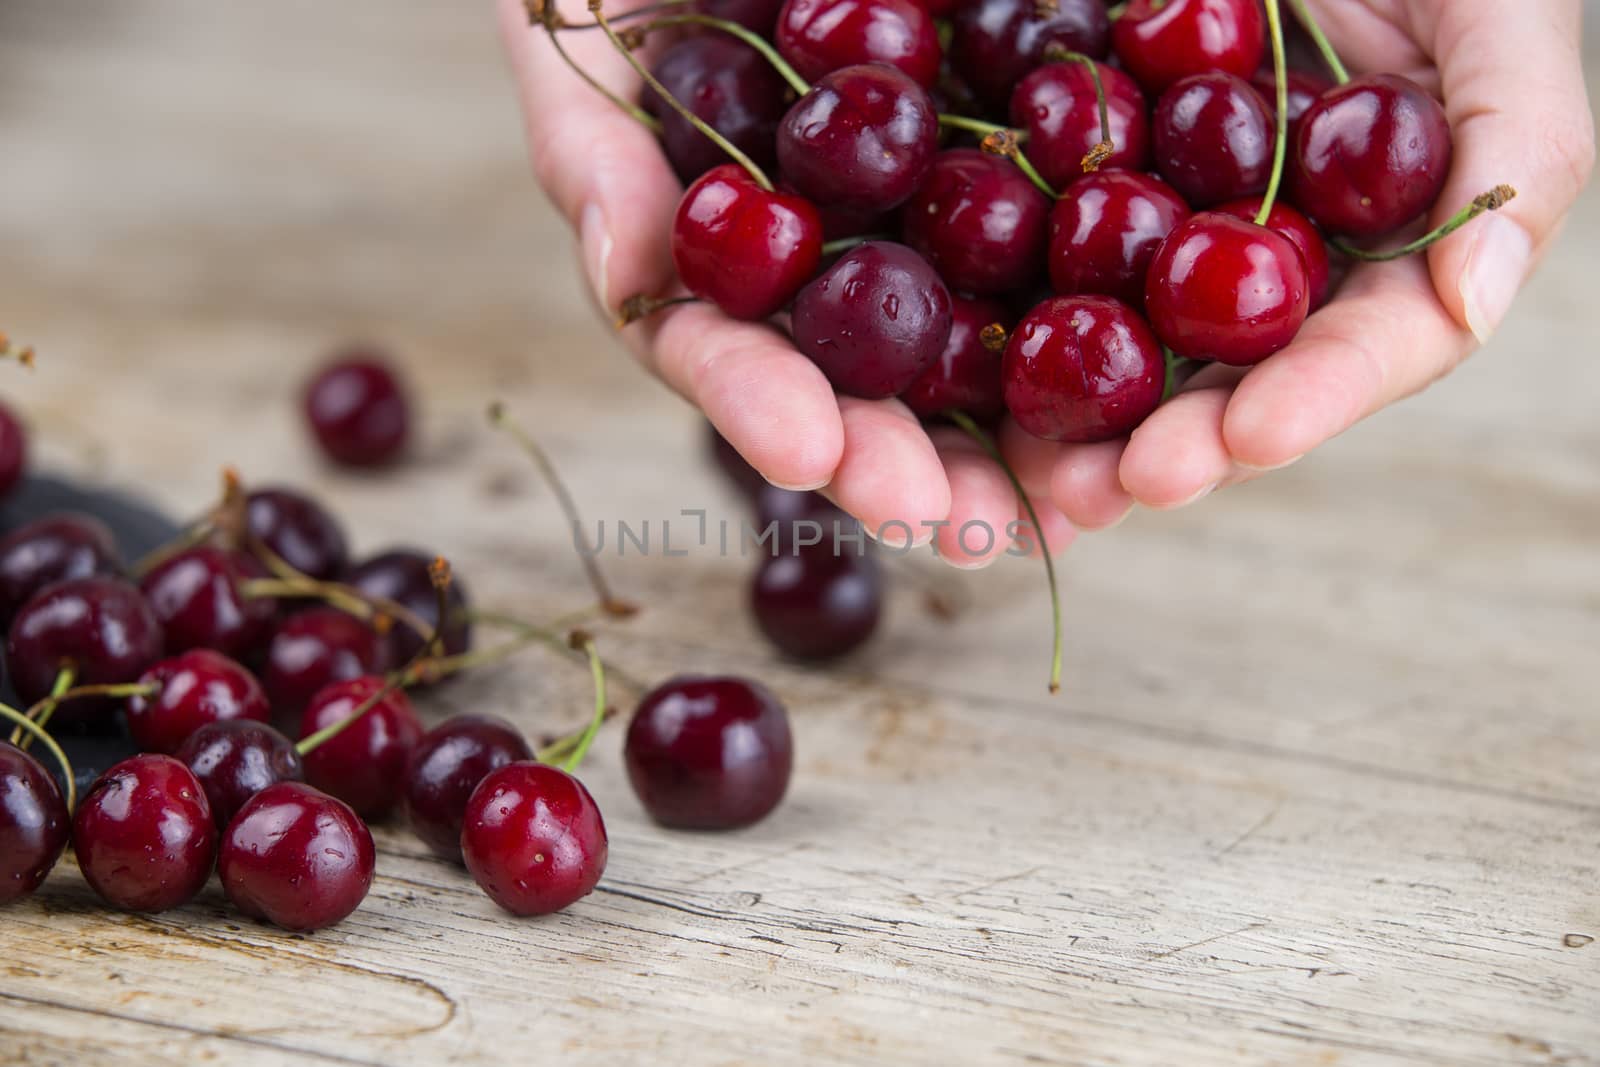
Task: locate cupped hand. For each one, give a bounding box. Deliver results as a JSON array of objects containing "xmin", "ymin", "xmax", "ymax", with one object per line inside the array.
[{"xmin": 498, "ymin": 0, "xmax": 1594, "ymax": 567}]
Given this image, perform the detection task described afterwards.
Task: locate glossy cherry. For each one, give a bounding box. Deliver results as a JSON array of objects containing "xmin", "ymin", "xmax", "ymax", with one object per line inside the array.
[
  {"xmin": 176, "ymin": 719, "xmax": 305, "ymax": 828},
  {"xmin": 1215, "ymin": 196, "xmax": 1331, "ymax": 310},
  {"xmin": 699, "ymin": 0, "xmax": 785, "ymax": 33},
  {"xmin": 1003, "ymin": 295, "xmax": 1165, "ymax": 443},
  {"xmin": 792, "ymin": 241, "xmax": 953, "ymax": 399},
  {"xmin": 0, "ymin": 401, "xmax": 26, "ymax": 500},
  {"xmin": 625, "ymin": 675, "xmax": 793, "ymax": 830},
  {"xmin": 901, "ymin": 148, "xmax": 1051, "ymax": 295},
  {"xmin": 1145, "ymin": 212, "xmax": 1310, "ymax": 366},
  {"xmin": 125, "ymin": 649, "xmax": 270, "ymax": 756},
  {"xmin": 673, "ymin": 164, "xmax": 823, "ymax": 321},
  {"xmin": 297, "ymin": 676, "xmax": 423, "ymax": 820},
  {"xmin": 139, "ymin": 545, "xmax": 273, "ymax": 659},
  {"xmin": 753, "ymin": 484, "xmax": 849, "ymax": 556},
  {"xmin": 951, "ymin": 0, "xmax": 1110, "ymax": 113},
  {"xmin": 6, "ymin": 576, "xmax": 163, "ymax": 726},
  {"xmin": 302, "ymin": 348, "xmax": 411, "ymax": 468},
  {"xmin": 1009, "ymin": 59, "xmax": 1150, "ymax": 188},
  {"xmin": 219, "ymin": 781, "xmax": 374, "ymax": 931},
  {"xmin": 901, "ymin": 293, "xmax": 1009, "ymax": 421},
  {"xmin": 750, "ymin": 541, "xmax": 882, "ymax": 660},
  {"xmin": 461, "ymin": 761, "xmax": 608, "ymax": 916},
  {"xmin": 404, "ymin": 715, "xmax": 533, "ymax": 862},
  {"xmin": 261, "ymin": 607, "xmax": 387, "ymax": 723},
  {"xmin": 0, "ymin": 512, "xmax": 122, "ymax": 627},
  {"xmin": 343, "ymin": 549, "xmax": 471, "ymax": 667},
  {"xmin": 646, "ymin": 35, "xmax": 788, "ymax": 186},
  {"xmin": 778, "ymin": 64, "xmax": 938, "ymax": 214},
  {"xmin": 1250, "ymin": 67, "xmax": 1331, "ymax": 146},
  {"xmin": 72, "ymin": 754, "xmax": 215, "ymax": 912},
  {"xmin": 1047, "ymin": 170, "xmax": 1190, "ymax": 306},
  {"xmin": 1291, "ymin": 73, "xmax": 1452, "ymax": 237},
  {"xmin": 1154, "ymin": 72, "xmax": 1273, "ymax": 207},
  {"xmin": 775, "ymin": 0, "xmax": 942, "ymax": 89},
  {"xmin": 1112, "ymin": 0, "xmax": 1264, "ymax": 95},
  {"xmin": 0, "ymin": 742, "xmax": 69, "ymax": 903},
  {"xmin": 245, "ymin": 487, "xmax": 349, "ymax": 581}
]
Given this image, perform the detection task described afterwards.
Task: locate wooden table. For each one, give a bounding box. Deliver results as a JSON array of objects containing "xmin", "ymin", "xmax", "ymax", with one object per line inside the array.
[{"xmin": 1, "ymin": 3, "xmax": 1596, "ymax": 1063}]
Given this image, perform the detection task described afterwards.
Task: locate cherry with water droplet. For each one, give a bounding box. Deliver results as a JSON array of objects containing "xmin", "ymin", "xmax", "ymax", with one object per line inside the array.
[
  {"xmin": 1112, "ymin": 0, "xmax": 1264, "ymax": 95},
  {"xmin": 1153, "ymin": 71, "xmax": 1273, "ymax": 207},
  {"xmin": 405, "ymin": 715, "xmax": 533, "ymax": 862},
  {"xmin": 901, "ymin": 293, "xmax": 1010, "ymax": 421},
  {"xmin": 72, "ymin": 753, "xmax": 216, "ymax": 912},
  {"xmin": 219, "ymin": 781, "xmax": 374, "ymax": 931},
  {"xmin": 461, "ymin": 761, "xmax": 608, "ymax": 916},
  {"xmin": 775, "ymin": 0, "xmax": 942, "ymax": 88},
  {"xmin": 1215, "ymin": 195, "xmax": 1331, "ymax": 310},
  {"xmin": 297, "ymin": 675, "xmax": 423, "ymax": 820},
  {"xmin": 646, "ymin": 34, "xmax": 788, "ymax": 185},
  {"xmin": 951, "ymin": 0, "xmax": 1110, "ymax": 113},
  {"xmin": 901, "ymin": 148, "xmax": 1051, "ymax": 295},
  {"xmin": 176, "ymin": 719, "xmax": 305, "ymax": 829},
  {"xmin": 1047, "ymin": 170, "xmax": 1191, "ymax": 306},
  {"xmin": 126, "ymin": 649, "xmax": 270, "ymax": 756},
  {"xmin": 1010, "ymin": 58, "xmax": 1149, "ymax": 188},
  {"xmin": 0, "ymin": 742, "xmax": 69, "ymax": 904}
]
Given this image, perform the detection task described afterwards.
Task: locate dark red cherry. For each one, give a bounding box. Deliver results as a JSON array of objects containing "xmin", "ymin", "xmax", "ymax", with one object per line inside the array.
[
  {"xmin": 792, "ymin": 241, "xmax": 953, "ymax": 399},
  {"xmin": 1250, "ymin": 67, "xmax": 1330, "ymax": 146},
  {"xmin": 672, "ymin": 164, "xmax": 824, "ymax": 321},
  {"xmin": 6, "ymin": 576, "xmax": 163, "ymax": 727},
  {"xmin": 706, "ymin": 422, "xmax": 768, "ymax": 497},
  {"xmin": 699, "ymin": 0, "xmax": 785, "ymax": 33},
  {"xmin": 0, "ymin": 742, "xmax": 69, "ymax": 903},
  {"xmin": 461, "ymin": 761, "xmax": 608, "ymax": 916},
  {"xmin": 126, "ymin": 649, "xmax": 270, "ymax": 756},
  {"xmin": 297, "ymin": 676, "xmax": 422, "ymax": 820},
  {"xmin": 0, "ymin": 400, "xmax": 26, "ymax": 500},
  {"xmin": 645, "ymin": 35, "xmax": 788, "ymax": 186},
  {"xmin": 775, "ymin": 0, "xmax": 942, "ymax": 89},
  {"xmin": 1003, "ymin": 295, "xmax": 1165, "ymax": 442},
  {"xmin": 816, "ymin": 200, "xmax": 893, "ymax": 243},
  {"xmin": 1009, "ymin": 59, "xmax": 1150, "ymax": 190},
  {"xmin": 219, "ymin": 781, "xmax": 374, "ymax": 931},
  {"xmin": 261, "ymin": 608, "xmax": 387, "ymax": 723},
  {"xmin": 778, "ymin": 64, "xmax": 938, "ymax": 214},
  {"xmin": 951, "ymin": 0, "xmax": 1110, "ymax": 113},
  {"xmin": 1146, "ymin": 212, "xmax": 1310, "ymax": 366},
  {"xmin": 1048, "ymin": 170, "xmax": 1190, "ymax": 306},
  {"xmin": 139, "ymin": 545, "xmax": 274, "ymax": 659},
  {"xmin": 750, "ymin": 541, "xmax": 882, "ymax": 660},
  {"xmin": 901, "ymin": 293, "xmax": 1009, "ymax": 421},
  {"xmin": 1215, "ymin": 196, "xmax": 1331, "ymax": 310},
  {"xmin": 245, "ymin": 487, "xmax": 348, "ymax": 581},
  {"xmin": 302, "ymin": 348, "xmax": 411, "ymax": 468},
  {"xmin": 1290, "ymin": 73, "xmax": 1452, "ymax": 238},
  {"xmin": 1112, "ymin": 0, "xmax": 1264, "ymax": 95},
  {"xmin": 625, "ymin": 675, "xmax": 793, "ymax": 830},
  {"xmin": 176, "ymin": 719, "xmax": 305, "ymax": 828},
  {"xmin": 901, "ymin": 148, "xmax": 1051, "ymax": 295},
  {"xmin": 0, "ymin": 512, "xmax": 122, "ymax": 627},
  {"xmin": 72, "ymin": 754, "xmax": 215, "ymax": 912},
  {"xmin": 752, "ymin": 484, "xmax": 849, "ymax": 556},
  {"xmin": 404, "ymin": 715, "xmax": 533, "ymax": 863},
  {"xmin": 1153, "ymin": 72, "xmax": 1272, "ymax": 207},
  {"xmin": 343, "ymin": 549, "xmax": 471, "ymax": 667}
]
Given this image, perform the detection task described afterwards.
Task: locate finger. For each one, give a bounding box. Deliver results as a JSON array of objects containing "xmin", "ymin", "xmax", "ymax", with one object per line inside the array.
[
  {"xmin": 1047, "ymin": 439, "xmax": 1133, "ymax": 530},
  {"xmin": 1015, "ymin": 493, "xmax": 1077, "ymax": 560},
  {"xmin": 1422, "ymin": 1, "xmax": 1595, "ymax": 342},
  {"xmin": 1120, "ymin": 387, "xmax": 1242, "ymax": 509},
  {"xmin": 927, "ymin": 429, "xmax": 1020, "ymax": 568},
  {"xmin": 820, "ymin": 399, "xmax": 952, "ymax": 549},
  {"xmin": 996, "ymin": 417, "xmax": 1063, "ymax": 498}
]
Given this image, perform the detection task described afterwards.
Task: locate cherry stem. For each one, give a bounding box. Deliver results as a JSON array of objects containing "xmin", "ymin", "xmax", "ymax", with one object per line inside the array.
[
  {"xmin": 979, "ymin": 130, "xmax": 1058, "ymax": 200},
  {"xmin": 1042, "ymin": 48, "xmax": 1114, "ymax": 172},
  {"xmin": 1106, "ymin": 1, "xmax": 1127, "ymax": 17},
  {"xmin": 0, "ymin": 332, "xmax": 38, "ymax": 369},
  {"xmin": 1255, "ymin": 0, "xmax": 1290, "ymax": 225},
  {"xmin": 15, "ymin": 681, "xmax": 161, "ymax": 748},
  {"xmin": 529, "ymin": 0, "xmax": 662, "ymax": 133},
  {"xmin": 13, "ymin": 667, "xmax": 76, "ymax": 750},
  {"xmin": 486, "ymin": 402, "xmax": 638, "ymax": 618},
  {"xmin": 465, "ymin": 607, "xmax": 651, "ymax": 693},
  {"xmin": 0, "ymin": 701, "xmax": 76, "ymax": 813},
  {"xmin": 945, "ymin": 411, "xmax": 1063, "ymax": 694},
  {"xmin": 938, "ymin": 114, "xmax": 1028, "ymax": 143},
  {"xmin": 820, "ymin": 234, "xmax": 894, "ymax": 257},
  {"xmin": 550, "ymin": 0, "xmax": 692, "ymax": 27},
  {"xmin": 238, "ymin": 576, "xmax": 432, "ymax": 642},
  {"xmin": 627, "ymin": 14, "xmax": 811, "ymax": 97},
  {"xmin": 557, "ymin": 634, "xmax": 608, "ymax": 773},
  {"xmin": 588, "ymin": 0, "xmax": 773, "ymax": 190},
  {"xmin": 880, "ymin": 553, "xmax": 970, "ymax": 622},
  {"xmin": 616, "ymin": 293, "xmax": 699, "ymax": 328},
  {"xmin": 979, "ymin": 322, "xmax": 1008, "ymax": 353},
  {"xmin": 1287, "ymin": 0, "xmax": 1350, "ymax": 85},
  {"xmin": 1331, "ymin": 185, "xmax": 1518, "ymax": 262},
  {"xmin": 1160, "ymin": 347, "xmax": 1191, "ymax": 402},
  {"xmin": 130, "ymin": 522, "xmax": 212, "ymax": 578}
]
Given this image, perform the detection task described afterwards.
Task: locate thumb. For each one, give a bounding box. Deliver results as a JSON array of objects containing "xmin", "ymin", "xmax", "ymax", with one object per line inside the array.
[{"xmin": 1424, "ymin": 0, "xmax": 1595, "ymax": 343}]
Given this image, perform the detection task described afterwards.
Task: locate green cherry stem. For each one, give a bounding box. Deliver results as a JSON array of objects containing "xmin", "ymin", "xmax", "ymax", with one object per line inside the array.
[
  {"xmin": 1330, "ymin": 185, "xmax": 1518, "ymax": 261},
  {"xmin": 1042, "ymin": 47, "xmax": 1114, "ymax": 171},
  {"xmin": 14, "ymin": 668, "xmax": 76, "ymax": 750},
  {"xmin": 558, "ymin": 635, "xmax": 608, "ymax": 773},
  {"xmin": 1255, "ymin": 0, "xmax": 1290, "ymax": 225},
  {"xmin": 1287, "ymin": 0, "xmax": 1350, "ymax": 86},
  {"xmin": 628, "ymin": 14, "xmax": 811, "ymax": 96},
  {"xmin": 0, "ymin": 701, "xmax": 76, "ymax": 813},
  {"xmin": 530, "ymin": 0, "xmax": 662, "ymax": 133},
  {"xmin": 979, "ymin": 130, "xmax": 1059, "ymax": 200},
  {"xmin": 946, "ymin": 411, "xmax": 1063, "ymax": 694},
  {"xmin": 938, "ymin": 114, "xmax": 1029, "ymax": 143},
  {"xmin": 820, "ymin": 233, "xmax": 895, "ymax": 257}
]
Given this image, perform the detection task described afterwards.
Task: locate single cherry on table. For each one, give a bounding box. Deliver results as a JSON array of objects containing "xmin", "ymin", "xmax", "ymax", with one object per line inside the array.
[
  {"xmin": 0, "ymin": 742, "xmax": 69, "ymax": 904},
  {"xmin": 126, "ymin": 648, "xmax": 271, "ymax": 756},
  {"xmin": 72, "ymin": 754, "xmax": 216, "ymax": 913},
  {"xmin": 461, "ymin": 761, "xmax": 609, "ymax": 917},
  {"xmin": 302, "ymin": 347, "xmax": 412, "ymax": 469},
  {"xmin": 751, "ymin": 540, "xmax": 883, "ymax": 661},
  {"xmin": 405, "ymin": 714, "xmax": 534, "ymax": 863},
  {"xmin": 176, "ymin": 719, "xmax": 306, "ymax": 829},
  {"xmin": 219, "ymin": 780, "xmax": 375, "ymax": 931}
]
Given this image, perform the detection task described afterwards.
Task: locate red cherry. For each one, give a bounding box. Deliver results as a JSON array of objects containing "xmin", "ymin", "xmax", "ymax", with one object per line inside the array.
[
  {"xmin": 219, "ymin": 781, "xmax": 374, "ymax": 931},
  {"xmin": 343, "ymin": 548, "xmax": 471, "ymax": 667},
  {"xmin": 261, "ymin": 607, "xmax": 387, "ymax": 723},
  {"xmin": 302, "ymin": 349, "xmax": 411, "ymax": 468},
  {"xmin": 461, "ymin": 761, "xmax": 608, "ymax": 916},
  {"xmin": 0, "ymin": 512, "xmax": 122, "ymax": 628},
  {"xmin": 901, "ymin": 148, "xmax": 1051, "ymax": 295},
  {"xmin": 0, "ymin": 742, "xmax": 69, "ymax": 903},
  {"xmin": 1153, "ymin": 72, "xmax": 1273, "ymax": 207},
  {"xmin": 1003, "ymin": 294, "xmax": 1165, "ymax": 443},
  {"xmin": 752, "ymin": 484, "xmax": 850, "ymax": 556},
  {"xmin": 176, "ymin": 719, "xmax": 305, "ymax": 829},
  {"xmin": 1009, "ymin": 60, "xmax": 1150, "ymax": 189},
  {"xmin": 1290, "ymin": 73, "xmax": 1452, "ymax": 238},
  {"xmin": 750, "ymin": 541, "xmax": 882, "ymax": 660},
  {"xmin": 625, "ymin": 675, "xmax": 793, "ymax": 830},
  {"xmin": 1047, "ymin": 170, "xmax": 1191, "ymax": 306},
  {"xmin": 1250, "ymin": 67, "xmax": 1330, "ymax": 146},
  {"xmin": 72, "ymin": 754, "xmax": 215, "ymax": 912},
  {"xmin": 672, "ymin": 164, "xmax": 823, "ymax": 321},
  {"xmin": 951, "ymin": 0, "xmax": 1110, "ymax": 113},
  {"xmin": 404, "ymin": 715, "xmax": 533, "ymax": 863},
  {"xmin": 698, "ymin": 0, "xmax": 785, "ymax": 33},
  {"xmin": 0, "ymin": 400, "xmax": 26, "ymax": 500},
  {"xmin": 645, "ymin": 35, "xmax": 788, "ymax": 186},
  {"xmin": 775, "ymin": 0, "xmax": 942, "ymax": 88},
  {"xmin": 139, "ymin": 545, "xmax": 274, "ymax": 659},
  {"xmin": 1145, "ymin": 212, "xmax": 1311, "ymax": 366},
  {"xmin": 297, "ymin": 676, "xmax": 423, "ymax": 820},
  {"xmin": 1215, "ymin": 196, "xmax": 1331, "ymax": 310},
  {"xmin": 126, "ymin": 649, "xmax": 270, "ymax": 756},
  {"xmin": 1112, "ymin": 0, "xmax": 1264, "ymax": 95},
  {"xmin": 245, "ymin": 487, "xmax": 349, "ymax": 581},
  {"xmin": 901, "ymin": 293, "xmax": 1010, "ymax": 421}
]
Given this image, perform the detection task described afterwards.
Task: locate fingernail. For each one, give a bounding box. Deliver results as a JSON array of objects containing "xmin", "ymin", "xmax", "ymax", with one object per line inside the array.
[
  {"xmin": 580, "ymin": 202, "xmax": 612, "ymax": 313},
  {"xmin": 1460, "ymin": 215, "xmax": 1531, "ymax": 344},
  {"xmin": 1237, "ymin": 453, "xmax": 1303, "ymax": 473},
  {"xmin": 1163, "ymin": 480, "xmax": 1218, "ymax": 509},
  {"xmin": 1084, "ymin": 502, "xmax": 1135, "ymax": 531},
  {"xmin": 768, "ymin": 477, "xmax": 830, "ymax": 493}
]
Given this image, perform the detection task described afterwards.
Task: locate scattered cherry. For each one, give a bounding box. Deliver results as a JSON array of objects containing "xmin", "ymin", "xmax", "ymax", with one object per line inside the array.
[
  {"xmin": 461, "ymin": 761, "xmax": 608, "ymax": 916},
  {"xmin": 0, "ymin": 400, "xmax": 27, "ymax": 500},
  {"xmin": 625, "ymin": 675, "xmax": 793, "ymax": 830},
  {"xmin": 646, "ymin": 34, "xmax": 788, "ymax": 185},
  {"xmin": 901, "ymin": 293, "xmax": 1009, "ymax": 421},
  {"xmin": 1047, "ymin": 170, "xmax": 1191, "ymax": 306},
  {"xmin": 72, "ymin": 754, "xmax": 215, "ymax": 912},
  {"xmin": 1112, "ymin": 0, "xmax": 1264, "ymax": 95},
  {"xmin": 1153, "ymin": 71, "xmax": 1273, "ymax": 207},
  {"xmin": 405, "ymin": 715, "xmax": 533, "ymax": 863},
  {"xmin": 750, "ymin": 540, "xmax": 882, "ymax": 660},
  {"xmin": 176, "ymin": 719, "xmax": 305, "ymax": 829},
  {"xmin": 343, "ymin": 548, "xmax": 471, "ymax": 667},
  {"xmin": 302, "ymin": 347, "xmax": 412, "ymax": 468},
  {"xmin": 951, "ymin": 0, "xmax": 1111, "ymax": 113},
  {"xmin": 261, "ymin": 607, "xmax": 387, "ymax": 723},
  {"xmin": 219, "ymin": 781, "xmax": 374, "ymax": 931},
  {"xmin": 139, "ymin": 545, "xmax": 274, "ymax": 659},
  {"xmin": 901, "ymin": 148, "xmax": 1051, "ymax": 295},
  {"xmin": 1215, "ymin": 195, "xmax": 1331, "ymax": 310},
  {"xmin": 297, "ymin": 676, "xmax": 423, "ymax": 820},
  {"xmin": 0, "ymin": 512, "xmax": 122, "ymax": 627},
  {"xmin": 775, "ymin": 0, "xmax": 942, "ymax": 89},
  {"xmin": 1010, "ymin": 59, "xmax": 1150, "ymax": 189},
  {"xmin": 126, "ymin": 649, "xmax": 271, "ymax": 756},
  {"xmin": 246, "ymin": 486, "xmax": 349, "ymax": 581},
  {"xmin": 0, "ymin": 742, "xmax": 69, "ymax": 903}
]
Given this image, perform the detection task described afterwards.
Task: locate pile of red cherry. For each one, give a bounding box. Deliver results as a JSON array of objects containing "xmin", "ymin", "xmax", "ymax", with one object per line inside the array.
[
  {"xmin": 544, "ymin": 0, "xmax": 1508, "ymax": 448},
  {"xmin": 0, "ymin": 344, "xmax": 796, "ymax": 932}
]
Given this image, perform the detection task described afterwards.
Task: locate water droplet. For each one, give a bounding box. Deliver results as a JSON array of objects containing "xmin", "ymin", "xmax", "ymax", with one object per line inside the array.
[{"xmin": 882, "ymin": 294, "xmax": 900, "ymax": 320}]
